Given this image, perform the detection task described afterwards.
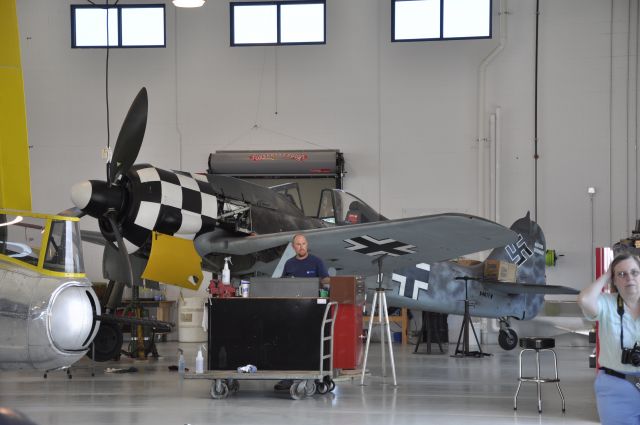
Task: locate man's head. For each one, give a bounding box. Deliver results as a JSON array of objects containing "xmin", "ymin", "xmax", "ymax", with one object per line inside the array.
[{"xmin": 292, "ymin": 234, "xmax": 309, "ymax": 259}]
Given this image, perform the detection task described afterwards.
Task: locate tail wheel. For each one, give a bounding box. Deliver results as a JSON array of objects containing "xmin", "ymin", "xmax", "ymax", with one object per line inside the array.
[{"xmin": 498, "ymin": 328, "xmax": 518, "ymax": 350}]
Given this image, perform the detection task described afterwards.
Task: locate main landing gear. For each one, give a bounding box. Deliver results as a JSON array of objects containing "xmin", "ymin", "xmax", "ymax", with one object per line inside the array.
[{"xmin": 498, "ymin": 318, "xmax": 518, "ymax": 351}]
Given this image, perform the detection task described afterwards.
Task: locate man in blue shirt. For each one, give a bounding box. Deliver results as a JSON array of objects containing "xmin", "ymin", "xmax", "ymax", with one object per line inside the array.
[
  {"xmin": 283, "ymin": 234, "xmax": 330, "ymax": 286},
  {"xmin": 275, "ymin": 234, "xmax": 329, "ymax": 392}
]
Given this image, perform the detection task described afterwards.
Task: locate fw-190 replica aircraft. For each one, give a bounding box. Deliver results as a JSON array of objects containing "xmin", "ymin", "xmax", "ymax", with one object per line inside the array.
[{"xmin": 68, "ymin": 88, "xmax": 577, "ymax": 353}]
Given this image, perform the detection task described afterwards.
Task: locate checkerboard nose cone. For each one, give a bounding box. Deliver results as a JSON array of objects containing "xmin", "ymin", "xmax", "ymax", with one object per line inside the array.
[
  {"xmin": 71, "ymin": 180, "xmax": 123, "ymax": 218},
  {"xmin": 71, "ymin": 181, "xmax": 92, "ymax": 210}
]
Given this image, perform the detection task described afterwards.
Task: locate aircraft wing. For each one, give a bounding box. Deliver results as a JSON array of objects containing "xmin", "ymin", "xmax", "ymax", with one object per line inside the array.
[
  {"xmin": 481, "ymin": 280, "xmax": 579, "ymax": 295},
  {"xmin": 195, "ymin": 213, "xmax": 517, "ymax": 275}
]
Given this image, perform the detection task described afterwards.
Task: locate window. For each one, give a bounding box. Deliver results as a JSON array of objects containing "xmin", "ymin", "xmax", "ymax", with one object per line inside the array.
[
  {"xmin": 392, "ymin": 0, "xmax": 491, "ymax": 42},
  {"xmin": 231, "ymin": 1, "xmax": 325, "ymax": 46},
  {"xmin": 71, "ymin": 4, "xmax": 166, "ymax": 48}
]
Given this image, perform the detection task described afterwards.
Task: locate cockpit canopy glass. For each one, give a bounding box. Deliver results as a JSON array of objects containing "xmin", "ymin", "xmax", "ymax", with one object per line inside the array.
[
  {"xmin": 0, "ymin": 210, "xmax": 85, "ymax": 275},
  {"xmin": 316, "ymin": 189, "xmax": 386, "ymax": 225}
]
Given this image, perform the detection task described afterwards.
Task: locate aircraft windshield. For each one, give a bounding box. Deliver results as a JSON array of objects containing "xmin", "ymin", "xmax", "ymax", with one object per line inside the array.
[
  {"xmin": 0, "ymin": 210, "xmax": 85, "ymax": 276},
  {"xmin": 316, "ymin": 189, "xmax": 386, "ymax": 225},
  {"xmin": 269, "ymin": 182, "xmax": 304, "ymax": 214}
]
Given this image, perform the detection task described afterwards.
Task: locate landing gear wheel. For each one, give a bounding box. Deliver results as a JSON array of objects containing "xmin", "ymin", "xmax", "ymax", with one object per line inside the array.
[
  {"xmin": 303, "ymin": 380, "xmax": 317, "ymax": 396},
  {"xmin": 88, "ymin": 322, "xmax": 123, "ymax": 362},
  {"xmin": 210, "ymin": 380, "xmax": 229, "ymax": 399},
  {"xmin": 327, "ymin": 379, "xmax": 335, "ymax": 392},
  {"xmin": 290, "ymin": 381, "xmax": 306, "ymax": 400},
  {"xmin": 498, "ymin": 328, "xmax": 518, "ymax": 351}
]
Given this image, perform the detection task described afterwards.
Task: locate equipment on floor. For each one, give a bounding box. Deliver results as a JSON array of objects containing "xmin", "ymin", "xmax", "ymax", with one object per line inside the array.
[
  {"xmin": 184, "ymin": 298, "xmax": 338, "ymax": 400},
  {"xmin": 452, "ymin": 276, "xmax": 489, "ymax": 358},
  {"xmin": 361, "ymin": 254, "xmax": 397, "ymax": 386},
  {"xmin": 514, "ymin": 337, "xmax": 565, "ymax": 413}
]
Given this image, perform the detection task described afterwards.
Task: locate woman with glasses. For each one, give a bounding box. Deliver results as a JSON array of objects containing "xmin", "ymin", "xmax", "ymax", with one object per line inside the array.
[{"xmin": 578, "ymin": 253, "xmax": 640, "ymax": 425}]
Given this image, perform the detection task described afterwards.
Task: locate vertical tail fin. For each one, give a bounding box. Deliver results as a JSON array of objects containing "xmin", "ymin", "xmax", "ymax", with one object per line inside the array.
[{"xmin": 487, "ymin": 212, "xmax": 546, "ymax": 286}]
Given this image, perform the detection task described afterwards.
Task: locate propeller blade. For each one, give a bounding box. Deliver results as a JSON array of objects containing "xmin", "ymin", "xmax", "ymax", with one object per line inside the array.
[
  {"xmin": 105, "ymin": 212, "xmax": 135, "ymax": 287},
  {"xmin": 108, "ymin": 87, "xmax": 148, "ymax": 184}
]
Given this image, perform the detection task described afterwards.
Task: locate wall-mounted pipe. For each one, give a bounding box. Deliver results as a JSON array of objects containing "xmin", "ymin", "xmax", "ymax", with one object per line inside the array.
[
  {"xmin": 489, "ymin": 112, "xmax": 496, "ymax": 220},
  {"xmin": 477, "ymin": 0, "xmax": 507, "ymax": 218},
  {"xmin": 489, "ymin": 107, "xmax": 502, "ymax": 223}
]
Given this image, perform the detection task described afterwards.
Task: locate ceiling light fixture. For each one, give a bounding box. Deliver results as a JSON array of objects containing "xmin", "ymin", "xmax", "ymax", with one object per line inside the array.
[{"xmin": 173, "ymin": 0, "xmax": 205, "ymax": 7}]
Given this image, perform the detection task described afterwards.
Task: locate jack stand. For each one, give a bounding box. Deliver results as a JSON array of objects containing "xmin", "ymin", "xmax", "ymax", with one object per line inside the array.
[
  {"xmin": 452, "ymin": 276, "xmax": 490, "ymax": 358},
  {"xmin": 361, "ymin": 254, "xmax": 397, "ymax": 386}
]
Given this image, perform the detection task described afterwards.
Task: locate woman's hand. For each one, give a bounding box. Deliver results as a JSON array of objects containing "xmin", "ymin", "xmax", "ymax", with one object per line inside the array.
[{"xmin": 578, "ymin": 272, "xmax": 610, "ymax": 318}]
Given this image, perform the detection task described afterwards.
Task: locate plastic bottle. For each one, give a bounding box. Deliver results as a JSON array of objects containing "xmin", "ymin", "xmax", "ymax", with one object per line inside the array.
[
  {"xmin": 222, "ymin": 257, "xmax": 232, "ymax": 285},
  {"xmin": 195, "ymin": 348, "xmax": 204, "ymax": 374},
  {"xmin": 178, "ymin": 349, "xmax": 185, "ymax": 375}
]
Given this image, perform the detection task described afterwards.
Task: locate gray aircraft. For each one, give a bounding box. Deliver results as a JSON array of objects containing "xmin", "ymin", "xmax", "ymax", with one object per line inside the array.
[
  {"xmin": 68, "ymin": 87, "xmax": 577, "ymax": 354},
  {"xmin": 384, "ymin": 213, "xmax": 579, "ymax": 350}
]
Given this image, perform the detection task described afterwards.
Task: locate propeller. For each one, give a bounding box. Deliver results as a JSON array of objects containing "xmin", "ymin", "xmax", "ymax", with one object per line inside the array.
[
  {"xmin": 70, "ymin": 87, "xmax": 149, "ymax": 286},
  {"xmin": 108, "ymin": 87, "xmax": 148, "ymax": 185}
]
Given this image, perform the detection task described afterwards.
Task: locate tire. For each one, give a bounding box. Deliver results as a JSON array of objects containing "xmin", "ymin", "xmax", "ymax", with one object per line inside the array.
[
  {"xmin": 498, "ymin": 328, "xmax": 518, "ymax": 351},
  {"xmin": 228, "ymin": 379, "xmax": 240, "ymax": 392},
  {"xmin": 210, "ymin": 380, "xmax": 229, "ymax": 399},
  {"xmin": 289, "ymin": 381, "xmax": 306, "ymax": 400},
  {"xmin": 87, "ymin": 322, "xmax": 123, "ymax": 362},
  {"xmin": 316, "ymin": 382, "xmax": 329, "ymax": 394},
  {"xmin": 303, "ymin": 380, "xmax": 316, "ymax": 397}
]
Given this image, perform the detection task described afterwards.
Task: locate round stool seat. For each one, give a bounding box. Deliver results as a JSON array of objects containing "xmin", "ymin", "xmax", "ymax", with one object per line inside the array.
[{"xmin": 519, "ymin": 337, "xmax": 555, "ymax": 350}]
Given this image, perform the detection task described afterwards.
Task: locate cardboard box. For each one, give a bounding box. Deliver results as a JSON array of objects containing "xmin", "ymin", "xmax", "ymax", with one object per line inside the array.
[
  {"xmin": 484, "ymin": 259, "xmax": 517, "ymax": 282},
  {"xmin": 453, "ymin": 258, "xmax": 482, "ymax": 267}
]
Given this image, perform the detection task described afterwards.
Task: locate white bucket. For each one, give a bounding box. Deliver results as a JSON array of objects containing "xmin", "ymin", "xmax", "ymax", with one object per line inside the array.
[{"xmin": 178, "ymin": 297, "xmax": 207, "ymax": 343}]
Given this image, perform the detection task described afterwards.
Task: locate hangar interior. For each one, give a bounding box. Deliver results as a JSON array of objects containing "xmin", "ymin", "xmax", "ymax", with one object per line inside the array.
[{"xmin": 1, "ymin": 0, "xmax": 639, "ymax": 423}]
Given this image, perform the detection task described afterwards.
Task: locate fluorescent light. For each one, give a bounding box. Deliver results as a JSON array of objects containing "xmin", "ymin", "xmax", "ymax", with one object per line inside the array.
[{"xmin": 173, "ymin": 0, "xmax": 205, "ymax": 7}]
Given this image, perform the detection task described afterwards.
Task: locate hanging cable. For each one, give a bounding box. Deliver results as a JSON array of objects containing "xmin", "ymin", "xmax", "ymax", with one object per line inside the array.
[{"xmin": 88, "ymin": 0, "xmax": 119, "ymax": 182}]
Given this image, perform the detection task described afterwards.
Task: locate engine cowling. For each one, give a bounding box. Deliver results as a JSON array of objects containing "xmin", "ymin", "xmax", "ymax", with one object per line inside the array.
[{"xmin": 71, "ymin": 165, "xmax": 219, "ymax": 252}]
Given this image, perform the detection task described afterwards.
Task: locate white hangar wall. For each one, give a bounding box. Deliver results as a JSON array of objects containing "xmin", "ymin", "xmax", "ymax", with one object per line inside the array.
[{"xmin": 15, "ymin": 0, "xmax": 640, "ymax": 293}]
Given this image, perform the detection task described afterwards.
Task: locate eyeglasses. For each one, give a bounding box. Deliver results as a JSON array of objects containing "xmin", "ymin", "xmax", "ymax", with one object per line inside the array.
[{"xmin": 615, "ymin": 269, "xmax": 640, "ymax": 279}]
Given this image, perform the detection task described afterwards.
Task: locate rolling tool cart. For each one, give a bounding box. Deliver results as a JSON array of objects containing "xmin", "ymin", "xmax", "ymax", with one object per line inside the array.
[{"xmin": 185, "ymin": 299, "xmax": 338, "ymax": 400}]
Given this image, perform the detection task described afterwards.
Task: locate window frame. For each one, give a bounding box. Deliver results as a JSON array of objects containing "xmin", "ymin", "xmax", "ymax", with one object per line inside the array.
[
  {"xmin": 70, "ymin": 4, "xmax": 166, "ymax": 49},
  {"xmin": 391, "ymin": 0, "xmax": 492, "ymax": 43},
  {"xmin": 230, "ymin": 0, "xmax": 326, "ymax": 47}
]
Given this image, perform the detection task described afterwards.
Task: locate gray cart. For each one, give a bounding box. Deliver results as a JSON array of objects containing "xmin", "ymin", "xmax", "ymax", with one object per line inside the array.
[{"xmin": 184, "ymin": 301, "xmax": 338, "ymax": 400}]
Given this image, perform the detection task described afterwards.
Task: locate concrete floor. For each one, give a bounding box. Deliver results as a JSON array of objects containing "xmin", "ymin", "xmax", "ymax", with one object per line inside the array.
[{"xmin": 0, "ymin": 341, "xmax": 599, "ymax": 425}]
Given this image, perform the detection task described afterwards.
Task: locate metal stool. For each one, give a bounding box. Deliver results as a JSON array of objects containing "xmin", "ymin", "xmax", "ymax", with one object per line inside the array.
[{"xmin": 514, "ymin": 337, "xmax": 565, "ymax": 413}]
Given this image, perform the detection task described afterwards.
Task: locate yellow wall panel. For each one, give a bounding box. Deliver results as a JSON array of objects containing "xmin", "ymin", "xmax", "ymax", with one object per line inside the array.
[{"xmin": 0, "ymin": 0, "xmax": 32, "ymax": 210}]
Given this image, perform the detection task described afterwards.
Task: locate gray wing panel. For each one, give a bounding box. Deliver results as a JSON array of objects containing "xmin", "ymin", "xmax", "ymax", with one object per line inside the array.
[{"xmin": 195, "ymin": 213, "xmax": 517, "ymax": 275}]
